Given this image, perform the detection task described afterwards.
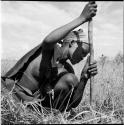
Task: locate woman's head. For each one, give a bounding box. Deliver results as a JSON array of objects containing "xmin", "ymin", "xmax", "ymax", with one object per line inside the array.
[{"xmin": 62, "ymin": 29, "xmax": 90, "ymax": 64}]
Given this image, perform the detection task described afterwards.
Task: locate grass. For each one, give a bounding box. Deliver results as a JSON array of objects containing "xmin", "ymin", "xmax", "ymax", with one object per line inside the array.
[{"xmin": 1, "ymin": 54, "xmax": 124, "ymax": 124}]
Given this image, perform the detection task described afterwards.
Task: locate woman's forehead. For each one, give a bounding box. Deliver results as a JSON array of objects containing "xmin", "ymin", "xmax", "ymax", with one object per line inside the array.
[{"xmin": 72, "ymin": 41, "xmax": 90, "ymax": 52}]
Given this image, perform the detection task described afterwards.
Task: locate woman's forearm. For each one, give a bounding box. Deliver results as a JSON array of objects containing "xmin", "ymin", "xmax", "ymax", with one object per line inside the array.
[
  {"xmin": 43, "ymin": 2, "xmax": 97, "ymax": 49},
  {"xmin": 43, "ymin": 17, "xmax": 85, "ymax": 44}
]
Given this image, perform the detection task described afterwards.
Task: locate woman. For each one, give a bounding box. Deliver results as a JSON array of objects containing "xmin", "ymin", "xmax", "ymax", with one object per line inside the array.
[{"xmin": 2, "ymin": 2, "xmax": 98, "ymax": 112}]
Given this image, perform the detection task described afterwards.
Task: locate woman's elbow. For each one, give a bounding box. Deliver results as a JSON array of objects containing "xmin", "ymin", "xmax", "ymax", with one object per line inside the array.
[{"xmin": 43, "ymin": 36, "xmax": 51, "ymax": 44}]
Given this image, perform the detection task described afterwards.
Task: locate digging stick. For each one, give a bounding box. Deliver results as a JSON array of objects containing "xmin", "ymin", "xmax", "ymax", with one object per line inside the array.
[{"xmin": 88, "ymin": 17, "xmax": 94, "ymax": 106}]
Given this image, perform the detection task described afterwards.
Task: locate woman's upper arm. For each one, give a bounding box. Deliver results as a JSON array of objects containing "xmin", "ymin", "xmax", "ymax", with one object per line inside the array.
[
  {"xmin": 41, "ymin": 41, "xmax": 54, "ymax": 67},
  {"xmin": 42, "ymin": 40, "xmax": 54, "ymax": 51}
]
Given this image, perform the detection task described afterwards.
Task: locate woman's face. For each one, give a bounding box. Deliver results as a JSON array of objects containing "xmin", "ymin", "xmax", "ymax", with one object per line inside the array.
[{"xmin": 69, "ymin": 41, "xmax": 90, "ymax": 64}]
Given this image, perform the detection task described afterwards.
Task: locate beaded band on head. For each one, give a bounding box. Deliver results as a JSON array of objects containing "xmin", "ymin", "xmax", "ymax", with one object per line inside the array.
[{"xmin": 63, "ymin": 28, "xmax": 88, "ymax": 45}]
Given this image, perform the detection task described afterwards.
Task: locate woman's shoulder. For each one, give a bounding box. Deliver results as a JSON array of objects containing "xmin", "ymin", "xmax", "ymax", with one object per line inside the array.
[{"xmin": 4, "ymin": 43, "xmax": 43, "ymax": 79}]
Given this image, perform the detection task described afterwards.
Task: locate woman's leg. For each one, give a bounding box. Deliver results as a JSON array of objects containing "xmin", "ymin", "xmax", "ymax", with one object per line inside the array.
[{"xmin": 52, "ymin": 73, "xmax": 79, "ymax": 112}]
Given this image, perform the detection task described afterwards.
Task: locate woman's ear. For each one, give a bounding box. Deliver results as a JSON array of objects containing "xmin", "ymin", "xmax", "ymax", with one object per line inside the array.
[{"xmin": 69, "ymin": 40, "xmax": 75, "ymax": 48}]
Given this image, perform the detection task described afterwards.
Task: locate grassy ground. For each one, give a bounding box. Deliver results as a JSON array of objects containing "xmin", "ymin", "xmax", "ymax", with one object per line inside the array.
[{"xmin": 1, "ymin": 55, "xmax": 124, "ymax": 124}]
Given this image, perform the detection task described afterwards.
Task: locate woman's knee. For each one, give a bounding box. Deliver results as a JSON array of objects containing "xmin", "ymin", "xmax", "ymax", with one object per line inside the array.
[
  {"xmin": 63, "ymin": 73, "xmax": 79, "ymax": 87},
  {"xmin": 54, "ymin": 73, "xmax": 79, "ymax": 92}
]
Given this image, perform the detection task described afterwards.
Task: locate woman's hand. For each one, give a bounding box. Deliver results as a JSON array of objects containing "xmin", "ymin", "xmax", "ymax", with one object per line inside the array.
[
  {"xmin": 79, "ymin": 1, "xmax": 97, "ymax": 23},
  {"xmin": 80, "ymin": 56, "xmax": 98, "ymax": 80}
]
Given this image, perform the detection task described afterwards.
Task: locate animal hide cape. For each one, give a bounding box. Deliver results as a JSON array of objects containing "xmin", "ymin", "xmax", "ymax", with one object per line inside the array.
[{"xmin": 3, "ymin": 43, "xmax": 43, "ymax": 80}]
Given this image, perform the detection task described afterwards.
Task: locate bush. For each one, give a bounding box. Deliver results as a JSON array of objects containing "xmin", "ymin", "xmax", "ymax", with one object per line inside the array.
[{"xmin": 113, "ymin": 52, "xmax": 124, "ymax": 65}]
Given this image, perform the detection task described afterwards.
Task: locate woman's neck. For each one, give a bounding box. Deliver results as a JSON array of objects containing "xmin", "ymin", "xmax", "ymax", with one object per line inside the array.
[{"xmin": 61, "ymin": 45, "xmax": 69, "ymax": 60}]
